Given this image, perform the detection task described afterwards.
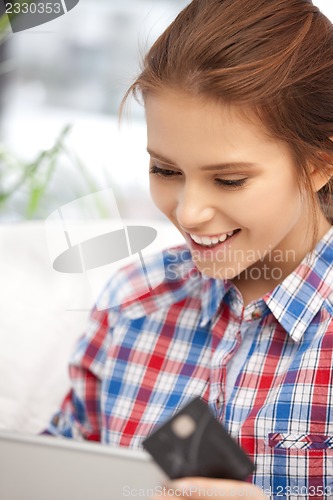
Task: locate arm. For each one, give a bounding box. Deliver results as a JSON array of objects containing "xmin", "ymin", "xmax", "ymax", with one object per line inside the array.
[{"xmin": 44, "ymin": 306, "xmax": 114, "ymax": 441}]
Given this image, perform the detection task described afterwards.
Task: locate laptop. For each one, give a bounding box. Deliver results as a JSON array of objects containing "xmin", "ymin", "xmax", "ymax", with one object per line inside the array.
[{"xmin": 0, "ymin": 430, "xmax": 167, "ymax": 500}]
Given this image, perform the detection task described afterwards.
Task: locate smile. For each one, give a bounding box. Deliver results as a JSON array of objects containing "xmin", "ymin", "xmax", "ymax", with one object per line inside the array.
[{"xmin": 189, "ymin": 229, "xmax": 241, "ymax": 247}]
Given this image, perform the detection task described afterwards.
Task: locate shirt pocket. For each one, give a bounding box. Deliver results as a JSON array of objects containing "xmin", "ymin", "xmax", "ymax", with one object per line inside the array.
[
  {"xmin": 264, "ymin": 433, "xmax": 333, "ymax": 499},
  {"xmin": 268, "ymin": 432, "xmax": 333, "ymax": 451}
]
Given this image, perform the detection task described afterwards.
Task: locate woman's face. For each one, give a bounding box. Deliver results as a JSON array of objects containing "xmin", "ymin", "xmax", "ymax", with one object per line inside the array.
[{"xmin": 145, "ymin": 89, "xmax": 329, "ymax": 282}]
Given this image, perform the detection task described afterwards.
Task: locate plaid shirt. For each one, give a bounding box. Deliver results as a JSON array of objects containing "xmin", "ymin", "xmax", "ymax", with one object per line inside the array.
[{"xmin": 47, "ymin": 226, "xmax": 333, "ymax": 499}]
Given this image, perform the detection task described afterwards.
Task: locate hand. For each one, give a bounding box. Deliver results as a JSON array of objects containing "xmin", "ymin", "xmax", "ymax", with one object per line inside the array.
[{"xmin": 152, "ymin": 477, "xmax": 268, "ymax": 499}]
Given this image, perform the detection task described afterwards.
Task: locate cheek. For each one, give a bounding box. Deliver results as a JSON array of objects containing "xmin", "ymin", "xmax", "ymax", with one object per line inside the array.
[
  {"xmin": 258, "ymin": 175, "xmax": 302, "ymax": 221},
  {"xmin": 233, "ymin": 176, "xmax": 300, "ymax": 225},
  {"xmin": 149, "ymin": 180, "xmax": 175, "ymax": 215},
  {"xmin": 247, "ymin": 175, "xmax": 301, "ymax": 212}
]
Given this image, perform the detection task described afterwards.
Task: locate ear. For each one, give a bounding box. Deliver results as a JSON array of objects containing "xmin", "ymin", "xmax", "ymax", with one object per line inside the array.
[
  {"xmin": 310, "ymin": 143, "xmax": 333, "ymax": 192},
  {"xmin": 310, "ymin": 167, "xmax": 333, "ymax": 192}
]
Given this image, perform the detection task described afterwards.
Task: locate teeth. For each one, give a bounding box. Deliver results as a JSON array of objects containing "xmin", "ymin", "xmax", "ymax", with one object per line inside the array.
[
  {"xmin": 190, "ymin": 230, "xmax": 238, "ymax": 247},
  {"xmin": 191, "ymin": 234, "xmax": 204, "ymax": 244},
  {"xmin": 202, "ymin": 236, "xmax": 213, "ymax": 245}
]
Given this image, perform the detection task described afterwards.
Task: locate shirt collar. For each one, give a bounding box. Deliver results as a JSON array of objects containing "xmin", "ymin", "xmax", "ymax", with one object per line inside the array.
[
  {"xmin": 198, "ymin": 275, "xmax": 231, "ymax": 327},
  {"xmin": 263, "ymin": 225, "xmax": 333, "ymax": 342}
]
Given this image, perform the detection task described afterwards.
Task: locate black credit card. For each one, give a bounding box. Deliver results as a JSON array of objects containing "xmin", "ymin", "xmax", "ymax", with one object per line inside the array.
[{"xmin": 142, "ymin": 396, "xmax": 255, "ymax": 481}]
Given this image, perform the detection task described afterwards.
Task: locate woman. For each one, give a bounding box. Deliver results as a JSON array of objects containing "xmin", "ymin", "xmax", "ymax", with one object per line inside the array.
[{"xmin": 47, "ymin": 1, "xmax": 333, "ymax": 497}]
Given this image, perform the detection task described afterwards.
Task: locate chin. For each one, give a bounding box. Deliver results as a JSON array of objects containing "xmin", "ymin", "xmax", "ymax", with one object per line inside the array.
[{"xmin": 194, "ymin": 261, "xmax": 241, "ymax": 281}]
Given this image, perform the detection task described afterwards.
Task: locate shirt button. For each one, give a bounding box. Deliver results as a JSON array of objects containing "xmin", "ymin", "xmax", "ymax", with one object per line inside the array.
[
  {"xmin": 51, "ymin": 414, "xmax": 60, "ymax": 425},
  {"xmin": 216, "ymin": 394, "xmax": 223, "ymax": 409},
  {"xmin": 251, "ymin": 308, "xmax": 262, "ymax": 320}
]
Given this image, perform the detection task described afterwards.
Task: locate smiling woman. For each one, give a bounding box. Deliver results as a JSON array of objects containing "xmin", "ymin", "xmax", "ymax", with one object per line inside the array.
[{"xmin": 45, "ymin": 1, "xmax": 333, "ymax": 499}]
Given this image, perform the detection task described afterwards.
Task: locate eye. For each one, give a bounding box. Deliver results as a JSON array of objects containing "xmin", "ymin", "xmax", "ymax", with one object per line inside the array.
[
  {"xmin": 215, "ymin": 178, "xmax": 247, "ymax": 189},
  {"xmin": 149, "ymin": 165, "xmax": 248, "ymax": 189},
  {"xmin": 149, "ymin": 165, "xmax": 181, "ymax": 178}
]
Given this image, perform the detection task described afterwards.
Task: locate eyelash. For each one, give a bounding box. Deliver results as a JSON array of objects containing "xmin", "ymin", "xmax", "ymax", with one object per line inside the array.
[{"xmin": 149, "ymin": 165, "xmax": 247, "ymax": 189}]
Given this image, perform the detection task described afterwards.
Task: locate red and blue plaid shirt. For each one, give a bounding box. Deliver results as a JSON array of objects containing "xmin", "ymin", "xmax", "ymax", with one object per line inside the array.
[{"xmin": 47, "ymin": 226, "xmax": 333, "ymax": 499}]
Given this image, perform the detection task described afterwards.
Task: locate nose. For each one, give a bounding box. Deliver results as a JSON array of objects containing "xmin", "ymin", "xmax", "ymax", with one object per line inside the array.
[{"xmin": 175, "ymin": 181, "xmax": 216, "ymax": 230}]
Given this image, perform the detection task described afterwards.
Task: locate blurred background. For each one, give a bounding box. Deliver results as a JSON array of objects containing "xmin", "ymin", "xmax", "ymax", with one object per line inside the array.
[
  {"xmin": 0, "ymin": 0, "xmax": 332, "ymax": 222},
  {"xmin": 0, "ymin": 0, "xmax": 189, "ymax": 221}
]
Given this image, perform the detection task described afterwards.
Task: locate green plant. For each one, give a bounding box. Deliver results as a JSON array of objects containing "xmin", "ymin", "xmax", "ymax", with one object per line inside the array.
[
  {"xmin": 0, "ymin": 123, "xmax": 120, "ymax": 220},
  {"xmin": 0, "ymin": 3, "xmax": 72, "ymax": 219},
  {"xmin": 0, "ymin": 125, "xmax": 72, "ymax": 218},
  {"xmin": 0, "ymin": 5, "xmax": 118, "ymax": 220}
]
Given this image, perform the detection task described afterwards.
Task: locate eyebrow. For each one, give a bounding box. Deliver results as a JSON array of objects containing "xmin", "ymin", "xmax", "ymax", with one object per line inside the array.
[{"xmin": 146, "ymin": 148, "xmax": 258, "ymax": 171}]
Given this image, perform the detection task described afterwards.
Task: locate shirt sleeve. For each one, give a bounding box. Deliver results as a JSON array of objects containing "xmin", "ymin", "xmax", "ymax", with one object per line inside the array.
[{"xmin": 44, "ymin": 304, "xmax": 118, "ymax": 441}]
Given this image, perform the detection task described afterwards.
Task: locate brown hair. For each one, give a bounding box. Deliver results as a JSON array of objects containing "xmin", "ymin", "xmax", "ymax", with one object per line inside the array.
[{"xmin": 122, "ymin": 0, "xmax": 333, "ymax": 248}]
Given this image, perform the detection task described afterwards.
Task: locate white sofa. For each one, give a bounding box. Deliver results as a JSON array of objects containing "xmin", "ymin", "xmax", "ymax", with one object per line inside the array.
[{"xmin": 0, "ymin": 220, "xmax": 184, "ymax": 434}]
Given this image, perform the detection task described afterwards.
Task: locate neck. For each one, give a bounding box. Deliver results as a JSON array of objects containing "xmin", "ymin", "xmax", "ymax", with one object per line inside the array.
[{"xmin": 231, "ymin": 215, "xmax": 332, "ymax": 307}]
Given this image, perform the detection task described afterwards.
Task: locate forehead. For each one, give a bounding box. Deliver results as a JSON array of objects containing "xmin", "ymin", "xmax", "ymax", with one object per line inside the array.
[{"xmin": 145, "ymin": 89, "xmax": 291, "ymax": 165}]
